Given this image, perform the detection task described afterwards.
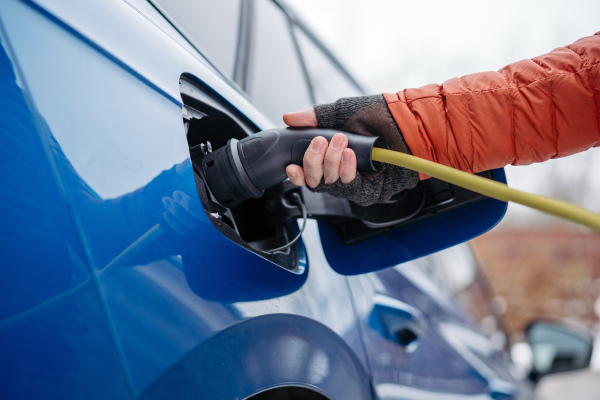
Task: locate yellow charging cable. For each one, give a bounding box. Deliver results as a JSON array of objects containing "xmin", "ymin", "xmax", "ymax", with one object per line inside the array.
[{"xmin": 371, "ymin": 147, "xmax": 600, "ymax": 233}]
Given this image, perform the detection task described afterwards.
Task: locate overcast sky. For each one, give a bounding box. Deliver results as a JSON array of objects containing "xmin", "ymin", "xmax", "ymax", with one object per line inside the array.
[{"xmin": 287, "ymin": 0, "xmax": 600, "ymax": 229}]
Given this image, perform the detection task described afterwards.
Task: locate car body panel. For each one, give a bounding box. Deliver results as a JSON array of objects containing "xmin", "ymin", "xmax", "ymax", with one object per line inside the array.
[
  {"xmin": 140, "ymin": 313, "xmax": 372, "ymax": 399},
  {"xmin": 0, "ymin": 0, "xmax": 371, "ymax": 398},
  {"xmin": 0, "ymin": 0, "xmax": 533, "ymax": 399},
  {"xmin": 349, "ymin": 270, "xmax": 490, "ymax": 397},
  {"xmin": 347, "ymin": 259, "xmax": 532, "ymax": 399},
  {"xmin": 0, "ymin": 12, "xmax": 134, "ymax": 400}
]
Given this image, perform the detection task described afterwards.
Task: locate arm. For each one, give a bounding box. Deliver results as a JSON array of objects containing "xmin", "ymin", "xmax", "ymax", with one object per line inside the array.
[
  {"xmin": 386, "ymin": 32, "xmax": 600, "ymax": 178},
  {"xmin": 285, "ymin": 32, "xmax": 600, "ymax": 198}
]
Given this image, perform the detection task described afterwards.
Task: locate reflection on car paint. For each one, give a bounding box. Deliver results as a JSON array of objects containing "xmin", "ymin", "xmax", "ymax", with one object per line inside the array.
[{"xmin": 0, "ymin": 0, "xmax": 542, "ymax": 399}]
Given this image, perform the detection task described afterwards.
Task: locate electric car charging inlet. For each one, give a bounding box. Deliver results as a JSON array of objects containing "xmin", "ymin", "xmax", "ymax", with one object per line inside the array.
[{"xmin": 201, "ymin": 127, "xmax": 600, "ymax": 233}]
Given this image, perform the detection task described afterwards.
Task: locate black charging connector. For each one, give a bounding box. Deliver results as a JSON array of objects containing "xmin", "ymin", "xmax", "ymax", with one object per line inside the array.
[{"xmin": 201, "ymin": 127, "xmax": 385, "ymax": 208}]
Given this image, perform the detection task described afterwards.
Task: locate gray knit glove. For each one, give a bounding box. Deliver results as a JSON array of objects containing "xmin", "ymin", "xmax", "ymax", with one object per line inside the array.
[{"xmin": 310, "ymin": 94, "xmax": 419, "ymax": 206}]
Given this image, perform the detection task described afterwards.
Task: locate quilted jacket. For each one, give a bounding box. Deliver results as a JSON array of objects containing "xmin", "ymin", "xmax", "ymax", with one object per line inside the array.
[{"xmin": 384, "ymin": 32, "xmax": 600, "ymax": 179}]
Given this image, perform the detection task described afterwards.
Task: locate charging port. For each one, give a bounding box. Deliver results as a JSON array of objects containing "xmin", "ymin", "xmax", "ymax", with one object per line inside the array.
[{"xmin": 180, "ymin": 75, "xmax": 305, "ymax": 272}]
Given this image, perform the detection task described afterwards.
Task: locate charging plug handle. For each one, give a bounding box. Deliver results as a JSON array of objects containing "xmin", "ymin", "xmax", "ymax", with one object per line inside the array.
[{"xmin": 202, "ymin": 127, "xmax": 385, "ymax": 207}]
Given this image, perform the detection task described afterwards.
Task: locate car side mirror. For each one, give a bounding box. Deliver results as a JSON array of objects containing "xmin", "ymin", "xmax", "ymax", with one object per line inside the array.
[{"xmin": 526, "ymin": 321, "xmax": 594, "ymax": 382}]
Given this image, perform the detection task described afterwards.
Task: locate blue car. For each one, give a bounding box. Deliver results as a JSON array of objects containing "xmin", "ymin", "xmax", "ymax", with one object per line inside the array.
[{"xmin": 0, "ymin": 0, "xmax": 593, "ymax": 399}]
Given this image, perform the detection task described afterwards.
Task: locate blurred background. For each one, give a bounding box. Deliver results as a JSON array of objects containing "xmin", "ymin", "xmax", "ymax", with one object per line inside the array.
[
  {"xmin": 286, "ymin": 0, "xmax": 600, "ymax": 224},
  {"xmin": 286, "ymin": 0, "xmax": 600, "ymax": 397}
]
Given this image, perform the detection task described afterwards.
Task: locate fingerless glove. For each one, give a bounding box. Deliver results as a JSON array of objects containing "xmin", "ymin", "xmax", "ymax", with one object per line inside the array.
[{"xmin": 311, "ymin": 94, "xmax": 419, "ymax": 206}]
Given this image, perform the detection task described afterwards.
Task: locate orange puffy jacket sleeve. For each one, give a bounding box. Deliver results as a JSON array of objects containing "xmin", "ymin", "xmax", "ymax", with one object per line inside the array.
[{"xmin": 384, "ymin": 32, "xmax": 600, "ymax": 179}]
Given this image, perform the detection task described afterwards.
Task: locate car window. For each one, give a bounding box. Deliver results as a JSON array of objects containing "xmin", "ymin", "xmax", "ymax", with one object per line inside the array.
[
  {"xmin": 246, "ymin": 0, "xmax": 312, "ymax": 123},
  {"xmin": 150, "ymin": 0, "xmax": 241, "ymax": 78},
  {"xmin": 293, "ymin": 25, "xmax": 363, "ymax": 103}
]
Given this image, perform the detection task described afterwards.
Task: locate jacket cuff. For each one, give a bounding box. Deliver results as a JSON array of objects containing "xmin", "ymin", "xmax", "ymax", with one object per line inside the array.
[{"xmin": 384, "ymin": 92, "xmax": 432, "ymax": 180}]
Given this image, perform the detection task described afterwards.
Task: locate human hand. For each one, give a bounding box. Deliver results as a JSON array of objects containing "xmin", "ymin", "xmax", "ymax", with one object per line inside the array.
[
  {"xmin": 284, "ymin": 131, "xmax": 358, "ymax": 189},
  {"xmin": 283, "ymin": 108, "xmax": 352, "ymax": 187},
  {"xmin": 282, "ymin": 95, "xmax": 419, "ymax": 206},
  {"xmin": 283, "ymin": 107, "xmax": 359, "ymax": 189}
]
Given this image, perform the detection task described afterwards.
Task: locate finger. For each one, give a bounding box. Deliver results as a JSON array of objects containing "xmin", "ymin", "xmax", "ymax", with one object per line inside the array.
[
  {"xmin": 323, "ymin": 133, "xmax": 348, "ymax": 184},
  {"xmin": 163, "ymin": 211, "xmax": 188, "ymax": 236},
  {"xmin": 283, "ymin": 108, "xmax": 318, "ymax": 127},
  {"xmin": 162, "ymin": 196, "xmax": 201, "ymax": 230},
  {"xmin": 286, "ymin": 164, "xmax": 306, "ymax": 186},
  {"xmin": 339, "ymin": 149, "xmax": 357, "ymax": 184},
  {"xmin": 172, "ymin": 190, "xmax": 207, "ymax": 223},
  {"xmin": 303, "ymin": 136, "xmax": 327, "ymax": 188}
]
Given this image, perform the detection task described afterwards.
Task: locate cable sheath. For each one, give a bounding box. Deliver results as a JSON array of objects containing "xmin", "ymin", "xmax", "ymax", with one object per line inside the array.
[{"xmin": 371, "ymin": 147, "xmax": 600, "ymax": 233}]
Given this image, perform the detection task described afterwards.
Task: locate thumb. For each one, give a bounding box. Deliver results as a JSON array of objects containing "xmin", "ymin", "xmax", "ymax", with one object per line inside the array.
[{"xmin": 283, "ymin": 107, "xmax": 318, "ymax": 127}]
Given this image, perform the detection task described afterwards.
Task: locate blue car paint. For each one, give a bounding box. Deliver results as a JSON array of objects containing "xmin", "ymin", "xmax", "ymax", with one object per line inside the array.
[
  {"xmin": 139, "ymin": 313, "xmax": 372, "ymax": 399},
  {"xmin": 320, "ymin": 169, "xmax": 508, "ymax": 276},
  {"xmin": 0, "ymin": 0, "xmax": 370, "ymax": 398},
  {"xmin": 367, "ymin": 246, "xmax": 534, "ymax": 398},
  {"xmin": 350, "ymin": 264, "xmax": 516, "ymax": 397},
  {"xmin": 0, "ymin": 0, "xmax": 531, "ymax": 399},
  {"xmin": 0, "ymin": 23, "xmax": 133, "ymax": 400}
]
